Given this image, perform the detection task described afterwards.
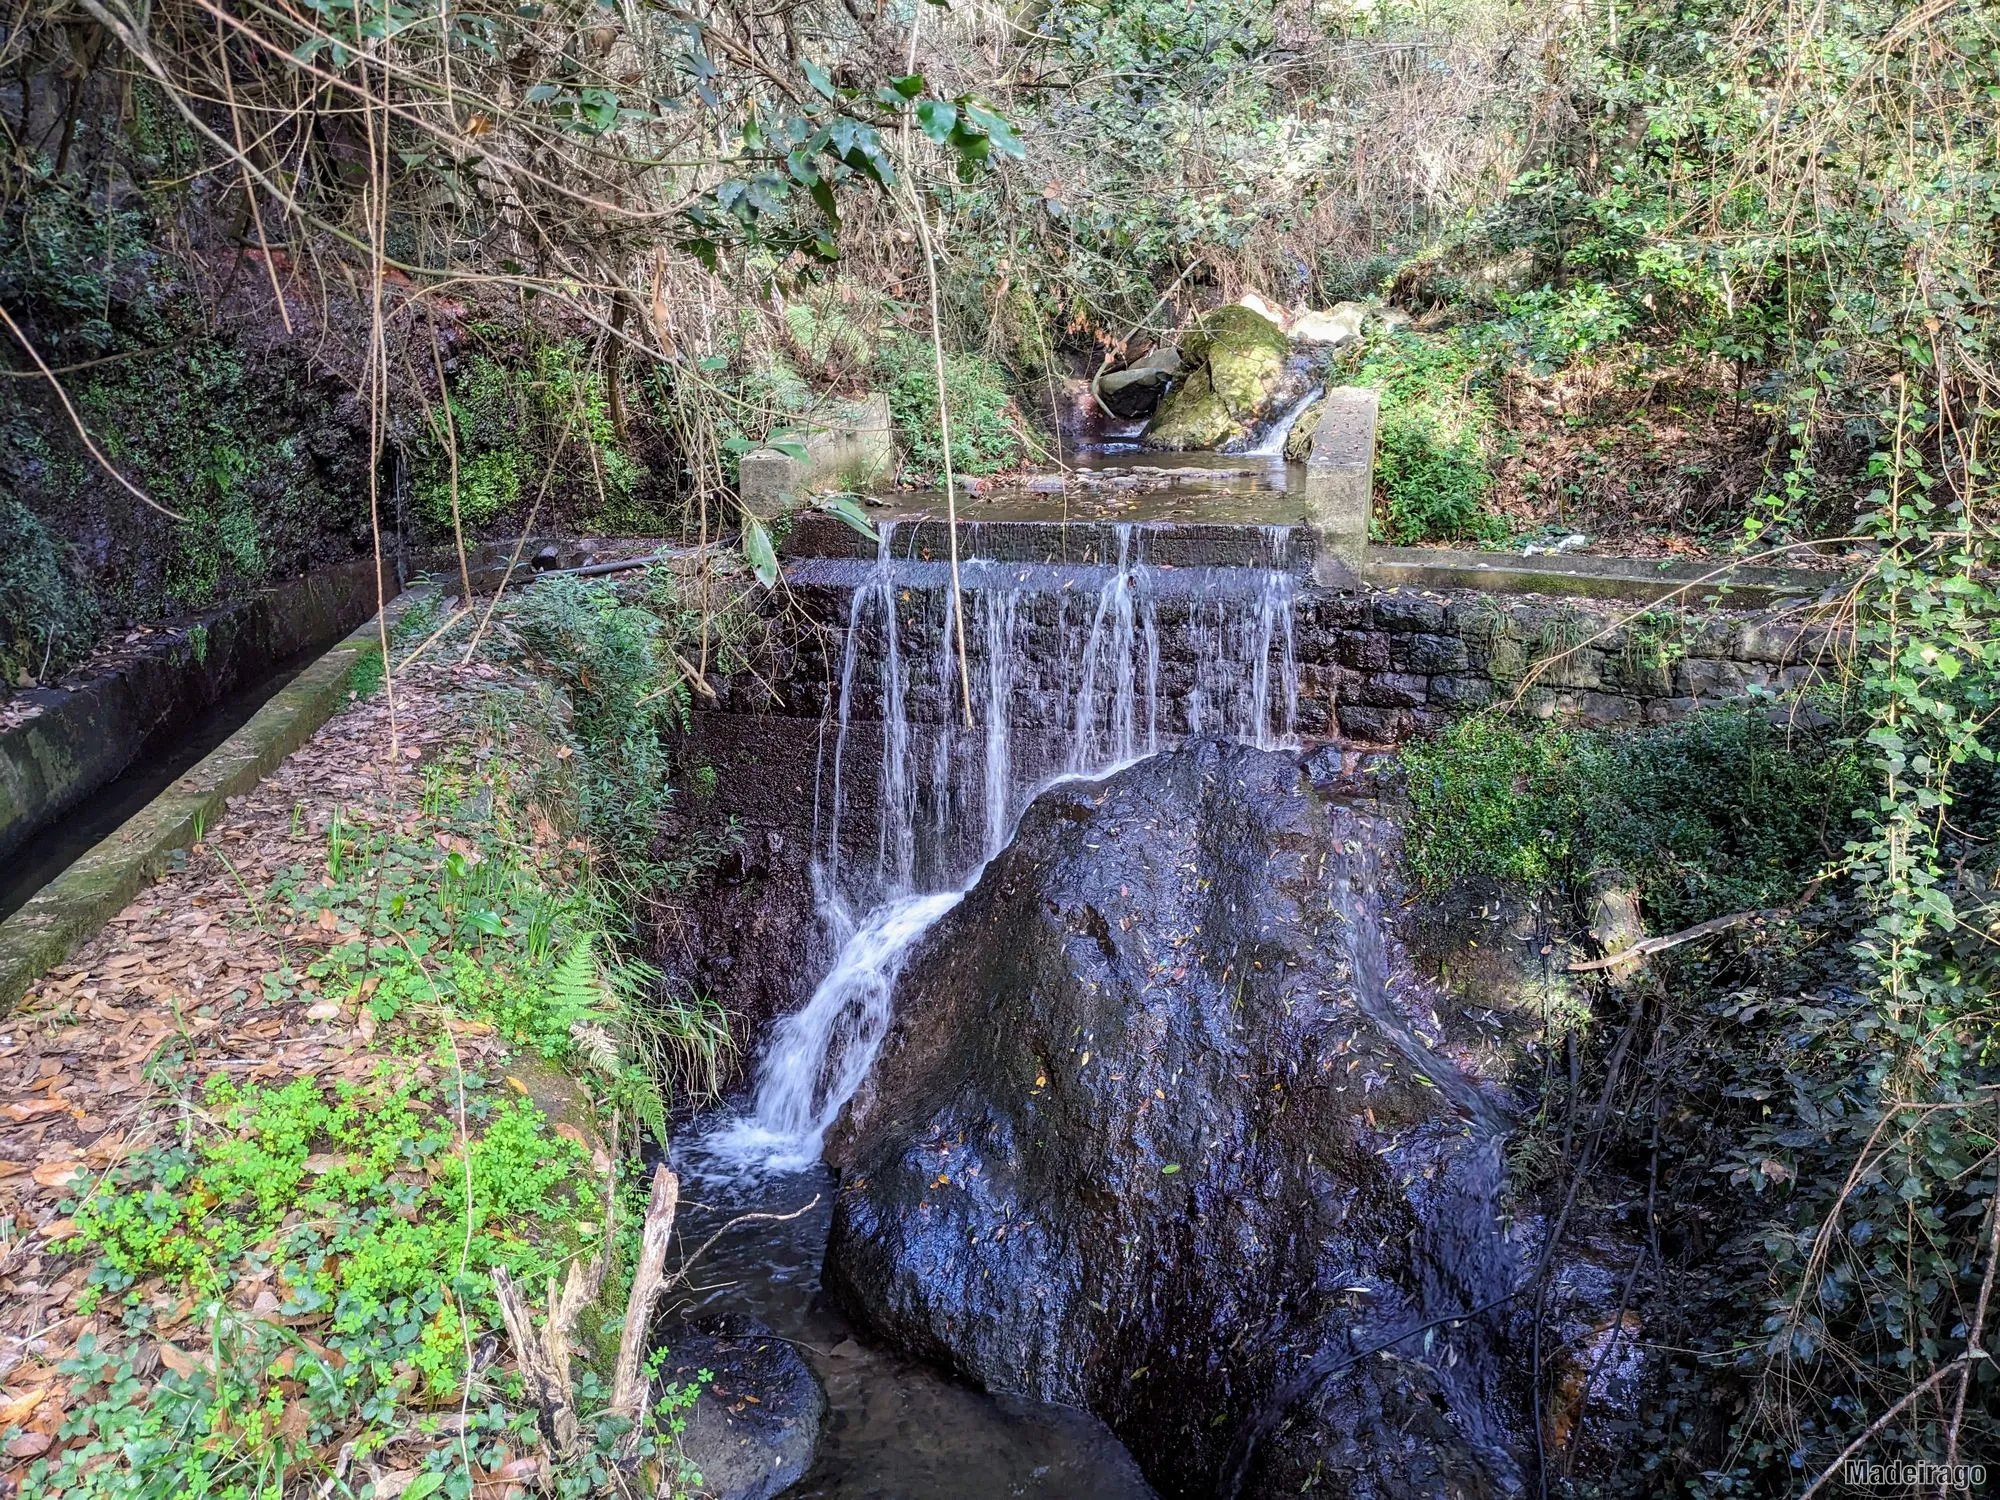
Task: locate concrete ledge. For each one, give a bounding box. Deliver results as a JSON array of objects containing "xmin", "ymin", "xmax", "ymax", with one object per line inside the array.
[
  {"xmin": 1364, "ymin": 546, "xmax": 1848, "ymax": 607},
  {"xmin": 782, "ymin": 515, "xmax": 1306, "ymax": 571},
  {"xmin": 0, "ymin": 592, "xmax": 424, "ymax": 1012},
  {"xmin": 0, "ymin": 559, "xmax": 397, "ymax": 864}
]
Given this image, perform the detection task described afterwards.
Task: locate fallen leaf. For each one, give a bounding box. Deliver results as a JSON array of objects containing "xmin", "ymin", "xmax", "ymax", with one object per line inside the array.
[
  {"xmin": 155, "ymin": 1297, "xmax": 195, "ymax": 1333},
  {"xmin": 4, "ymin": 1431, "xmax": 52, "ymax": 1458},
  {"xmin": 356, "ymin": 1008, "xmax": 378, "ymax": 1044},
  {"xmin": 0, "ymin": 1388, "xmax": 47, "ymax": 1425},
  {"xmin": 1, "ymin": 1100, "xmax": 67, "ymax": 1122},
  {"xmin": 156, "ymin": 1342, "xmax": 199, "ymax": 1378},
  {"xmin": 32, "ymin": 1162, "xmax": 83, "ymax": 1190},
  {"xmin": 305, "ymin": 1002, "xmax": 341, "ymax": 1022},
  {"xmin": 40, "ymin": 1219, "xmax": 78, "ymax": 1241},
  {"xmin": 0, "ymin": 1161, "xmax": 28, "ymax": 1180}
]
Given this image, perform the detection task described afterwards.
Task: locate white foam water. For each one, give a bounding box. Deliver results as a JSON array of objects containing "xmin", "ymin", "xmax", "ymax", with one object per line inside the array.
[{"xmin": 692, "ymin": 522, "xmax": 1302, "ymax": 1177}]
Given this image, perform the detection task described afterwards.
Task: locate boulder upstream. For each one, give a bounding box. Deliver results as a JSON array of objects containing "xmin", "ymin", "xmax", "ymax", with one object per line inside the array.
[{"xmin": 822, "ymin": 739, "xmax": 1532, "ymax": 1500}]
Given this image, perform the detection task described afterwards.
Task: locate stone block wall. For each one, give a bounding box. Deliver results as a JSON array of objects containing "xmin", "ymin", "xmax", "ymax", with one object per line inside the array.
[
  {"xmin": 691, "ymin": 575, "xmax": 1835, "ymax": 752},
  {"xmin": 1291, "ymin": 588, "xmax": 1832, "ymax": 744}
]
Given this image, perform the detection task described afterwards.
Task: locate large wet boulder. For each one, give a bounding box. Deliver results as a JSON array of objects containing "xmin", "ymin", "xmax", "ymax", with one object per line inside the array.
[
  {"xmin": 653, "ymin": 1315, "xmax": 827, "ymax": 1500},
  {"xmin": 1145, "ymin": 307, "xmax": 1305, "ymax": 451},
  {"xmin": 823, "ymin": 739, "xmax": 1531, "ymax": 1500}
]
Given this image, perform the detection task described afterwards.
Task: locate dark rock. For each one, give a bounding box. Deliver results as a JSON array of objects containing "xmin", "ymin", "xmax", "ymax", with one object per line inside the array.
[
  {"xmin": 1337, "ymin": 703, "xmax": 1413, "ymax": 744},
  {"xmin": 823, "ymin": 741, "xmax": 1527, "ymax": 1500},
  {"xmin": 1355, "ymin": 671, "xmax": 1430, "ymax": 709},
  {"xmin": 1429, "ymin": 674, "xmax": 1496, "ymax": 709},
  {"xmin": 1369, "ymin": 592, "xmax": 1447, "ymax": 633},
  {"xmin": 652, "ymin": 1315, "xmax": 827, "ymax": 1500},
  {"xmin": 1391, "ymin": 632, "xmax": 1471, "ymax": 675},
  {"xmin": 1334, "ymin": 628, "xmax": 1391, "ymax": 671},
  {"xmin": 1574, "ymin": 691, "xmax": 1636, "ymax": 726},
  {"xmin": 1397, "ymin": 875, "xmax": 1582, "ymax": 1031}
]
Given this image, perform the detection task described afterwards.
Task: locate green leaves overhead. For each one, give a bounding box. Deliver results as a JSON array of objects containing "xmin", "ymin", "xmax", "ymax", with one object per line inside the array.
[{"xmin": 676, "ymin": 44, "xmax": 1026, "ymax": 262}]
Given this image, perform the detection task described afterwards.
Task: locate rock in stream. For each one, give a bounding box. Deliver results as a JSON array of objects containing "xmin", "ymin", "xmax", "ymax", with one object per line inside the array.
[
  {"xmin": 823, "ymin": 739, "xmax": 1534, "ymax": 1500},
  {"xmin": 653, "ymin": 1315, "xmax": 827, "ymax": 1500}
]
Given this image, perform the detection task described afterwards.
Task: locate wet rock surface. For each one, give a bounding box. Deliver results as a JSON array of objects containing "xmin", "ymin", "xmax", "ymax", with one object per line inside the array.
[
  {"xmin": 655, "ymin": 1314, "xmax": 828, "ymax": 1500},
  {"xmin": 823, "ymin": 738, "xmax": 1532, "ymax": 1500}
]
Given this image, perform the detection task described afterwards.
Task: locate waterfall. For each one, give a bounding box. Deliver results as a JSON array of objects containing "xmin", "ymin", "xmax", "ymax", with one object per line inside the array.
[
  {"xmin": 1246, "ymin": 384, "xmax": 1324, "ymax": 458},
  {"xmin": 694, "ymin": 522, "xmax": 1304, "ymax": 1176}
]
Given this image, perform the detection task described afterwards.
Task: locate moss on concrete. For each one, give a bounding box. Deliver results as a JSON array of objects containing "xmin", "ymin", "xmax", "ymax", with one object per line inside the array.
[{"xmin": 0, "ymin": 588, "xmax": 427, "ymax": 1012}]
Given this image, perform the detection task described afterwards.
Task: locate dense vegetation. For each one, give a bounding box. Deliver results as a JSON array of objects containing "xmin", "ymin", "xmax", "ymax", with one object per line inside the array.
[{"xmin": 2, "ymin": 0, "xmax": 1996, "ymax": 1491}]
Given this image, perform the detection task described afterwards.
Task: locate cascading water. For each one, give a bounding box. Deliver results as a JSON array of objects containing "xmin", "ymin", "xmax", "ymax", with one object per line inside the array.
[
  {"xmin": 1246, "ymin": 384, "xmax": 1324, "ymax": 458},
  {"xmin": 695, "ymin": 520, "xmax": 1303, "ymax": 1176}
]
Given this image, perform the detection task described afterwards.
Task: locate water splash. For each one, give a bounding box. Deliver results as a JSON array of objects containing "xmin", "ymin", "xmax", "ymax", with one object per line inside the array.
[
  {"xmin": 694, "ymin": 523, "xmax": 1305, "ymax": 1176},
  {"xmin": 1245, "ymin": 384, "xmax": 1324, "ymax": 458}
]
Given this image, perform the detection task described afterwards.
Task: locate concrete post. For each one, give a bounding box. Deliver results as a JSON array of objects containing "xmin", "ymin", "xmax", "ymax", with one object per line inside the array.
[
  {"xmin": 737, "ymin": 392, "xmax": 897, "ymax": 521},
  {"xmin": 1303, "ymin": 385, "xmax": 1378, "ymax": 587}
]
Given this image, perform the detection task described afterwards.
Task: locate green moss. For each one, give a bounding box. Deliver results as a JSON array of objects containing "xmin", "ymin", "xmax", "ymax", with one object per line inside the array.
[
  {"xmin": 1143, "ymin": 366, "xmax": 1238, "ymax": 450},
  {"xmin": 1197, "ymin": 305, "xmax": 1289, "ymax": 416},
  {"xmin": 1147, "ymin": 306, "xmax": 1291, "ymax": 449},
  {"xmin": 0, "ymin": 499, "xmax": 100, "ymax": 685},
  {"xmin": 1283, "ymin": 395, "xmax": 1324, "ymax": 461}
]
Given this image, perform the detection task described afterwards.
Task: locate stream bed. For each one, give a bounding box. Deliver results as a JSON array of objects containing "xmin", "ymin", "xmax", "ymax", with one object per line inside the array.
[{"xmin": 670, "ymin": 1157, "xmax": 1156, "ymax": 1498}]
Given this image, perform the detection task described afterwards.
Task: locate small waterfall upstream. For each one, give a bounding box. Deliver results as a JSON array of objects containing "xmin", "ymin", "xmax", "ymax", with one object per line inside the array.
[
  {"xmin": 696, "ymin": 522, "xmax": 1301, "ymax": 1175},
  {"xmin": 1245, "ymin": 384, "xmax": 1323, "ymax": 458}
]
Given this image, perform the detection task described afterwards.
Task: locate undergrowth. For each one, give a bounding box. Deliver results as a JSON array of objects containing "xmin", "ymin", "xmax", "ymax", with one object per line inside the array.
[
  {"xmin": 1399, "ymin": 705, "xmax": 1865, "ymax": 930},
  {"xmin": 9, "ymin": 578, "xmax": 738, "ymax": 1498},
  {"xmin": 878, "ymin": 334, "xmax": 1023, "ymax": 483},
  {"xmin": 1342, "ymin": 331, "xmax": 1506, "ymax": 546},
  {"xmin": 0, "ymin": 497, "xmax": 99, "ymax": 684}
]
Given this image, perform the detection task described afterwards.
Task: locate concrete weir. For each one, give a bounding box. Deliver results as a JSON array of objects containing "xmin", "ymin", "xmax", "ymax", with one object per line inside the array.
[{"xmin": 658, "ymin": 508, "xmax": 1844, "ymax": 1035}]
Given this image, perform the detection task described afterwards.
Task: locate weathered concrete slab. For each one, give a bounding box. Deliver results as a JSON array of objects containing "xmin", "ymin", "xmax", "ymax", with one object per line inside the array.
[
  {"xmin": 740, "ymin": 392, "xmax": 896, "ymax": 518},
  {"xmin": 0, "ymin": 590, "xmax": 427, "ymax": 1012},
  {"xmin": 780, "ymin": 515, "xmax": 1306, "ymax": 571},
  {"xmin": 1365, "ymin": 546, "xmax": 1845, "ymax": 608},
  {"xmin": 1303, "ymin": 385, "xmax": 1378, "ymax": 581}
]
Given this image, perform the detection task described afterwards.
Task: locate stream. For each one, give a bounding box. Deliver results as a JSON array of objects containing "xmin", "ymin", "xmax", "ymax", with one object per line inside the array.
[{"xmin": 672, "ymin": 517, "xmax": 1305, "ymax": 1495}]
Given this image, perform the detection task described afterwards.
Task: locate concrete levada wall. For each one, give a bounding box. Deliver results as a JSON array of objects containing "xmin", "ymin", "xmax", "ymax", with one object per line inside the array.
[{"xmin": 0, "ymin": 559, "xmax": 397, "ymax": 866}]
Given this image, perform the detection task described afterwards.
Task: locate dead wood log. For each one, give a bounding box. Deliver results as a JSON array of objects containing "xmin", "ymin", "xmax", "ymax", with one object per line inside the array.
[{"xmin": 610, "ymin": 1164, "xmax": 681, "ymax": 1421}]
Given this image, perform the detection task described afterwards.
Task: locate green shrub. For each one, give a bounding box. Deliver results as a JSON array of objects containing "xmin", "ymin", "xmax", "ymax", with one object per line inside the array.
[
  {"xmin": 0, "ymin": 193, "xmax": 160, "ymax": 358},
  {"xmin": 506, "ymin": 574, "xmax": 687, "ymax": 868},
  {"xmin": 878, "ymin": 335, "xmax": 1023, "ymax": 483},
  {"xmin": 0, "ymin": 499, "xmax": 99, "ymax": 685},
  {"xmin": 1399, "ymin": 714, "xmax": 1602, "ymax": 890},
  {"xmin": 1346, "ymin": 332, "xmax": 1506, "ymax": 544},
  {"xmin": 1400, "ymin": 706, "xmax": 1864, "ymax": 928},
  {"xmin": 415, "ymin": 342, "xmax": 632, "ymax": 530},
  {"xmin": 1375, "ymin": 408, "xmax": 1503, "ymax": 545}
]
